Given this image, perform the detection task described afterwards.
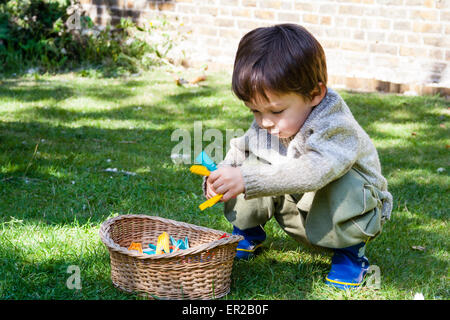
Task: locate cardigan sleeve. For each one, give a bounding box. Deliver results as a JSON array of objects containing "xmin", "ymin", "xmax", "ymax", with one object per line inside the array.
[{"xmin": 240, "ymin": 116, "xmax": 361, "ymax": 199}]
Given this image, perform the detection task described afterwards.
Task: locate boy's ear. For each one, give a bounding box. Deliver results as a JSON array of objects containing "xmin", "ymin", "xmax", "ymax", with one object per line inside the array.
[{"xmin": 310, "ymin": 82, "xmax": 327, "ymax": 107}]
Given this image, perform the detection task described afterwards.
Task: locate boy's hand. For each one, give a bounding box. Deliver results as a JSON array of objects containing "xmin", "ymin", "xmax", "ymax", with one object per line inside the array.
[
  {"xmin": 205, "ymin": 177, "xmax": 219, "ymax": 200},
  {"xmin": 207, "ymin": 166, "xmax": 245, "ymax": 202}
]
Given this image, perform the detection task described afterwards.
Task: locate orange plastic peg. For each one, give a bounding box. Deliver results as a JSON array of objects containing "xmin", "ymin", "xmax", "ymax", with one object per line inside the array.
[{"xmin": 128, "ymin": 242, "xmax": 143, "ymax": 254}]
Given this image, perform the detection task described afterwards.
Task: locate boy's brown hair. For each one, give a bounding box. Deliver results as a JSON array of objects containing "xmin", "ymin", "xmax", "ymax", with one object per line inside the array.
[{"xmin": 232, "ymin": 24, "xmax": 327, "ymax": 103}]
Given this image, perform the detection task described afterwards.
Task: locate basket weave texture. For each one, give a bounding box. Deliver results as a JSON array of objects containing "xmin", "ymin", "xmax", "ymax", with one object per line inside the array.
[{"xmin": 99, "ymin": 214, "xmax": 243, "ymax": 300}]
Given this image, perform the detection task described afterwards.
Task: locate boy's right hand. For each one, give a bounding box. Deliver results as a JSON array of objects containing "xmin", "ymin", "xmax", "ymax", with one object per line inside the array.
[{"xmin": 205, "ymin": 177, "xmax": 219, "ymax": 200}]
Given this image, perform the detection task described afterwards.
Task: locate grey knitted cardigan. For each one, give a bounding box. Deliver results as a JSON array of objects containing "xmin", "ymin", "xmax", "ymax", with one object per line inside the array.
[{"xmin": 207, "ymin": 88, "xmax": 393, "ymax": 220}]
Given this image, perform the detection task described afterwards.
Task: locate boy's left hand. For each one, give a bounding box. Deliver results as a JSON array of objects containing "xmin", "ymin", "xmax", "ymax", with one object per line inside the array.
[{"xmin": 208, "ymin": 166, "xmax": 245, "ymax": 202}]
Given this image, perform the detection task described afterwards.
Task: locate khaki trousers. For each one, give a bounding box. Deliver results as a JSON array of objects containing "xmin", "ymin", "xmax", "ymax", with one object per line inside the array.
[{"xmin": 224, "ymin": 168, "xmax": 387, "ymax": 250}]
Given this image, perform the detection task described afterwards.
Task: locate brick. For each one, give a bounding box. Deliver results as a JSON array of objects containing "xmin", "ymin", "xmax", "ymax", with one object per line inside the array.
[
  {"xmin": 305, "ymin": 25, "xmax": 323, "ymax": 37},
  {"xmin": 219, "ymin": 28, "xmax": 243, "ymax": 39},
  {"xmin": 376, "ymin": 19, "xmax": 391, "ymax": 30},
  {"xmin": 280, "ymin": 1, "xmax": 293, "ymax": 10},
  {"xmin": 112, "ymin": 0, "xmax": 127, "ymax": 7},
  {"xmin": 325, "ymin": 27, "xmax": 349, "ymax": 39},
  {"xmin": 335, "ymin": 16, "xmax": 346, "ymax": 26},
  {"xmin": 219, "ymin": 0, "xmax": 239, "ymax": 5},
  {"xmin": 393, "ymin": 20, "xmax": 411, "ymax": 31},
  {"xmin": 259, "ymin": 0, "xmax": 282, "ymax": 9},
  {"xmin": 255, "ymin": 9, "xmax": 276, "ymax": 20},
  {"xmin": 407, "ymin": 34, "xmax": 422, "ymax": 44},
  {"xmin": 339, "ymin": 4, "xmax": 364, "ymax": 15},
  {"xmin": 199, "ymin": 6, "xmax": 218, "ymax": 16},
  {"xmin": 404, "ymin": 0, "xmax": 428, "ymax": 6},
  {"xmin": 197, "ymin": 36, "xmax": 220, "ymax": 47},
  {"xmin": 294, "ymin": 2, "xmax": 315, "ymax": 12},
  {"xmin": 192, "ymin": 15, "xmax": 214, "ymax": 25},
  {"xmin": 423, "ymin": 35, "xmax": 443, "ymax": 46},
  {"xmin": 387, "ymin": 33, "xmax": 405, "ymax": 43},
  {"xmin": 399, "ymin": 46, "xmax": 427, "ymax": 57},
  {"xmin": 320, "ymin": 16, "xmax": 333, "ymax": 25},
  {"xmin": 353, "ymin": 30, "xmax": 366, "ymax": 40},
  {"xmin": 367, "ymin": 31, "xmax": 386, "ymax": 42},
  {"xmin": 232, "ymin": 8, "xmax": 253, "ymax": 18},
  {"xmin": 321, "ymin": 39, "xmax": 340, "ymax": 49},
  {"xmin": 429, "ymin": 48, "xmax": 444, "ymax": 60},
  {"xmin": 131, "ymin": 0, "xmax": 147, "ymax": 10},
  {"xmin": 319, "ymin": 5, "xmax": 338, "ymax": 14},
  {"xmin": 345, "ymin": 77, "xmax": 378, "ymax": 92},
  {"xmin": 424, "ymin": 0, "xmax": 435, "ymax": 8},
  {"xmin": 207, "ymin": 47, "xmax": 222, "ymax": 57},
  {"xmin": 440, "ymin": 10, "xmax": 450, "ymax": 22},
  {"xmin": 436, "ymin": 0, "xmax": 450, "ymax": 9},
  {"xmin": 341, "ymin": 41, "xmax": 368, "ymax": 52},
  {"xmin": 360, "ymin": 18, "xmax": 375, "ymax": 29},
  {"xmin": 157, "ymin": 2, "xmax": 175, "ymax": 11},
  {"xmin": 383, "ymin": 8, "xmax": 407, "ymax": 19},
  {"xmin": 219, "ymin": 7, "xmax": 232, "ymax": 16},
  {"xmin": 242, "ymin": 0, "xmax": 257, "ymax": 7},
  {"xmin": 201, "ymin": 0, "xmax": 218, "ymax": 4},
  {"xmin": 413, "ymin": 22, "xmax": 443, "ymax": 33},
  {"xmin": 303, "ymin": 14, "xmax": 319, "ymax": 24},
  {"xmin": 373, "ymin": 55, "xmax": 400, "ymax": 68},
  {"xmin": 177, "ymin": 3, "xmax": 197, "ymax": 14},
  {"xmin": 370, "ymin": 43, "xmax": 398, "ymax": 55},
  {"xmin": 195, "ymin": 26, "xmax": 219, "ymax": 36},
  {"xmin": 362, "ymin": 5, "xmax": 380, "ymax": 15},
  {"xmin": 376, "ymin": 0, "xmax": 404, "ymax": 5},
  {"xmin": 410, "ymin": 9, "xmax": 439, "ymax": 20},
  {"xmin": 346, "ymin": 17, "xmax": 360, "ymax": 27},
  {"xmin": 216, "ymin": 17, "xmax": 235, "ymax": 27},
  {"xmin": 237, "ymin": 19, "xmax": 260, "ymax": 30},
  {"xmin": 277, "ymin": 12, "xmax": 301, "ymax": 23}
]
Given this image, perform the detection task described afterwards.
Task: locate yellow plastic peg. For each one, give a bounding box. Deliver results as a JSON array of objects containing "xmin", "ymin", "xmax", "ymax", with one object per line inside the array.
[
  {"xmin": 190, "ymin": 153, "xmax": 224, "ymax": 210},
  {"xmin": 155, "ymin": 232, "xmax": 170, "ymax": 254},
  {"xmin": 189, "ymin": 165, "xmax": 211, "ymax": 176},
  {"xmin": 199, "ymin": 194, "xmax": 223, "ymax": 211}
]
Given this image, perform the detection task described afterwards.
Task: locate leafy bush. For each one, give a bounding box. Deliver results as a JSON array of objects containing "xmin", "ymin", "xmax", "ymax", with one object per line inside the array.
[{"xmin": 0, "ymin": 0, "xmax": 178, "ymax": 76}]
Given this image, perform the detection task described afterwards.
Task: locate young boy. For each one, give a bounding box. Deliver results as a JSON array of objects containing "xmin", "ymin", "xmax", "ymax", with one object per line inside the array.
[{"xmin": 203, "ymin": 24, "xmax": 393, "ymax": 290}]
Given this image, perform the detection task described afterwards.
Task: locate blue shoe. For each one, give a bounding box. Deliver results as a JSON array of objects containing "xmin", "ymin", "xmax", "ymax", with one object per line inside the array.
[
  {"xmin": 232, "ymin": 225, "xmax": 266, "ymax": 260},
  {"xmin": 325, "ymin": 242, "xmax": 369, "ymax": 290}
]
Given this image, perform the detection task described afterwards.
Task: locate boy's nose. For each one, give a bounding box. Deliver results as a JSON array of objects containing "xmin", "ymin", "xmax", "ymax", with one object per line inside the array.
[{"xmin": 261, "ymin": 117, "xmax": 274, "ymax": 129}]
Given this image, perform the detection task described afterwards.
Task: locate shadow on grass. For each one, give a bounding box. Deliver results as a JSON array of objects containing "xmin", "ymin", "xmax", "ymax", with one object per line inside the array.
[
  {"xmin": 0, "ymin": 238, "xmax": 134, "ymax": 299},
  {"xmin": 0, "ymin": 77, "xmax": 149, "ymax": 104},
  {"xmin": 0, "ymin": 76, "xmax": 448, "ymax": 299},
  {"xmin": 232, "ymin": 207, "xmax": 449, "ymax": 298}
]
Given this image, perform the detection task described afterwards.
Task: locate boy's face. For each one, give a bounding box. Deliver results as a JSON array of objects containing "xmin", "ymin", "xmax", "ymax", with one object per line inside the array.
[{"xmin": 245, "ymin": 90, "xmax": 319, "ymax": 138}]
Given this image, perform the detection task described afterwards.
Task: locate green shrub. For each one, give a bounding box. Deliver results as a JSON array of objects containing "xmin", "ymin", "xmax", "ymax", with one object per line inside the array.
[{"xmin": 0, "ymin": 0, "xmax": 177, "ymax": 76}]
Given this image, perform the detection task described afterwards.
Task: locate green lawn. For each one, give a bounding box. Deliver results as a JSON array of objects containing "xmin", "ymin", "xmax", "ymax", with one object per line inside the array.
[{"xmin": 0, "ymin": 68, "xmax": 448, "ymax": 300}]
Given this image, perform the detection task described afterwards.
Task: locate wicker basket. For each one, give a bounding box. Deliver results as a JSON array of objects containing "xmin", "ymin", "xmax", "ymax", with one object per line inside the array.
[{"xmin": 99, "ymin": 214, "xmax": 243, "ymax": 300}]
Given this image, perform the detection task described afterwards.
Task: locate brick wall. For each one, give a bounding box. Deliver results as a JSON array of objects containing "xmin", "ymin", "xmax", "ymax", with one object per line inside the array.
[{"xmin": 80, "ymin": 0, "xmax": 450, "ymax": 95}]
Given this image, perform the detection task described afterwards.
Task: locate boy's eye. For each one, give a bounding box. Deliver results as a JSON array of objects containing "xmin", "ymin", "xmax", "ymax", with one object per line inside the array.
[
  {"xmin": 272, "ymin": 110, "xmax": 284, "ymax": 114},
  {"xmin": 251, "ymin": 109, "xmax": 259, "ymax": 113}
]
